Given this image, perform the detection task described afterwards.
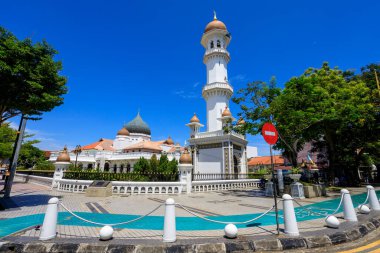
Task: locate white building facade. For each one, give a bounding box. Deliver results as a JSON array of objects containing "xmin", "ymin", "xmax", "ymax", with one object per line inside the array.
[
  {"xmin": 186, "ymin": 14, "xmax": 250, "ymax": 175},
  {"xmin": 49, "ymin": 112, "xmax": 182, "ymax": 172}
]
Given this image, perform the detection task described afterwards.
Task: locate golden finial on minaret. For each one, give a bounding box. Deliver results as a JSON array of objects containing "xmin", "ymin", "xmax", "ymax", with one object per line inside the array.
[{"xmin": 213, "ymin": 10, "xmax": 217, "ymax": 20}]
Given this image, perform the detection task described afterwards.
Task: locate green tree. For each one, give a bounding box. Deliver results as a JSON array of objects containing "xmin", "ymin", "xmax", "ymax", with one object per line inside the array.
[
  {"xmin": 35, "ymin": 160, "xmax": 55, "ymax": 170},
  {"xmin": 18, "ymin": 140, "xmax": 44, "ymax": 168},
  {"xmin": 275, "ymin": 63, "xmax": 377, "ymax": 183},
  {"xmin": 150, "ymin": 154, "xmax": 159, "ymax": 172},
  {"xmin": 158, "ymin": 154, "xmax": 169, "ymax": 173},
  {"xmin": 0, "ymin": 122, "xmax": 16, "ymax": 166},
  {"xmin": 133, "ymin": 157, "xmax": 150, "ymax": 173},
  {"xmin": 0, "ymin": 27, "xmax": 67, "ymax": 125}
]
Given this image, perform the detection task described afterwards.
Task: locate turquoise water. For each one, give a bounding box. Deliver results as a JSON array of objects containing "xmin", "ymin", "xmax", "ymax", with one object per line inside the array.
[{"xmin": 1, "ymin": 190, "xmax": 379, "ymax": 238}]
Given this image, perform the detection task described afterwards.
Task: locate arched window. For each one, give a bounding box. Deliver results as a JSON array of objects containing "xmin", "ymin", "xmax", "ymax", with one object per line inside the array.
[
  {"xmin": 120, "ymin": 164, "xmax": 124, "ymax": 173},
  {"xmin": 87, "ymin": 164, "xmax": 93, "ymax": 170},
  {"xmin": 217, "ymin": 40, "xmax": 221, "ymax": 48},
  {"xmin": 113, "ymin": 164, "xmax": 117, "ymax": 173},
  {"xmin": 104, "ymin": 163, "xmax": 110, "ymax": 172},
  {"xmin": 127, "ymin": 163, "xmax": 131, "ymax": 173},
  {"xmin": 210, "ymin": 41, "xmax": 214, "ymax": 49}
]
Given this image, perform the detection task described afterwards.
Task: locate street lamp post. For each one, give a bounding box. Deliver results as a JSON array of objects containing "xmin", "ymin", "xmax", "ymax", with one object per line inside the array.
[{"xmin": 74, "ymin": 145, "xmax": 82, "ymax": 169}]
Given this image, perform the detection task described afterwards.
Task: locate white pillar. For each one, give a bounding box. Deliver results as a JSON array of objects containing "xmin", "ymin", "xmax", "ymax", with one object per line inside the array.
[
  {"xmin": 341, "ymin": 189, "xmax": 358, "ymax": 222},
  {"xmin": 277, "ymin": 169, "xmax": 284, "ymax": 193},
  {"xmin": 39, "ymin": 197, "xmax": 59, "ymax": 240},
  {"xmin": 367, "ymin": 185, "xmax": 380, "ymax": 211},
  {"xmin": 163, "ymin": 198, "xmax": 176, "ymax": 242},
  {"xmin": 179, "ymin": 164, "xmax": 193, "ymax": 194},
  {"xmin": 282, "ymin": 194, "xmax": 299, "ymax": 236},
  {"xmin": 52, "ymin": 162, "xmax": 70, "ymax": 188}
]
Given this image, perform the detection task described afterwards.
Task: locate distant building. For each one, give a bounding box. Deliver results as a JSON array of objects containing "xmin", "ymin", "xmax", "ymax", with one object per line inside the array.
[{"xmin": 248, "ymin": 155, "xmax": 291, "ymax": 173}]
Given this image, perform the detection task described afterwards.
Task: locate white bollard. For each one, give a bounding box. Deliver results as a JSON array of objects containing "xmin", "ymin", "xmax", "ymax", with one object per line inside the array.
[
  {"xmin": 99, "ymin": 225, "xmax": 113, "ymax": 240},
  {"xmin": 163, "ymin": 198, "xmax": 176, "ymax": 242},
  {"xmin": 341, "ymin": 189, "xmax": 358, "ymax": 222},
  {"xmin": 358, "ymin": 204, "xmax": 371, "ymax": 214},
  {"xmin": 39, "ymin": 197, "xmax": 59, "ymax": 240},
  {"xmin": 282, "ymin": 194, "xmax": 299, "ymax": 236},
  {"xmin": 325, "ymin": 215, "xmax": 340, "ymax": 228},
  {"xmin": 224, "ymin": 224, "xmax": 238, "ymax": 238},
  {"xmin": 367, "ymin": 186, "xmax": 380, "ymax": 211}
]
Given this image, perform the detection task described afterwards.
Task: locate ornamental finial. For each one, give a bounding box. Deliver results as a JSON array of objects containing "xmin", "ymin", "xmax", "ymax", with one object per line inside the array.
[{"xmin": 213, "ymin": 10, "xmax": 217, "ymax": 20}]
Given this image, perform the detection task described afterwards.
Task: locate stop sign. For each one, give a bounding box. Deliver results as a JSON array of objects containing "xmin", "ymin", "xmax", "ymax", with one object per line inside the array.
[{"xmin": 262, "ymin": 123, "xmax": 278, "ymax": 145}]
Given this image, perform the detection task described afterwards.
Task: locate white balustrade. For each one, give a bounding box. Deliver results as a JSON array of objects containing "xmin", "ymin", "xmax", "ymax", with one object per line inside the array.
[
  {"xmin": 192, "ymin": 179, "xmax": 259, "ymax": 192},
  {"xmin": 112, "ymin": 181, "xmax": 185, "ymax": 195}
]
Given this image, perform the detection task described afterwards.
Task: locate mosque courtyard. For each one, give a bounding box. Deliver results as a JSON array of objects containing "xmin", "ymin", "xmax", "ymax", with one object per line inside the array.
[{"xmin": 0, "ymin": 179, "xmax": 377, "ymax": 243}]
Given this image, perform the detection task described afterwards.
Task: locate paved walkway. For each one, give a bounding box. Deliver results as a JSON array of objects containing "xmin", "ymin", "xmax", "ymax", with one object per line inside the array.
[{"xmin": 0, "ymin": 179, "xmax": 374, "ymax": 241}]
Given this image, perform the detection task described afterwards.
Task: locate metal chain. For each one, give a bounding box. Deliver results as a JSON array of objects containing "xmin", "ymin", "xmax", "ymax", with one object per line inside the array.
[
  {"xmin": 59, "ymin": 202, "xmax": 162, "ymax": 226},
  {"xmin": 175, "ymin": 201, "xmax": 279, "ymax": 225}
]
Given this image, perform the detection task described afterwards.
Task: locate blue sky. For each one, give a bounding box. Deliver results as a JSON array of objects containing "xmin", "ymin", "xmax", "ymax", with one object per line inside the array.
[{"xmin": 3, "ymin": 0, "xmax": 380, "ymax": 156}]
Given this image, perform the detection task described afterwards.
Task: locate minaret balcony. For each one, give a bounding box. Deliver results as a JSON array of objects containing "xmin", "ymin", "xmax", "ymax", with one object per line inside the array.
[
  {"xmin": 202, "ymin": 82, "xmax": 233, "ymax": 98},
  {"xmin": 203, "ymin": 48, "xmax": 230, "ymax": 63}
]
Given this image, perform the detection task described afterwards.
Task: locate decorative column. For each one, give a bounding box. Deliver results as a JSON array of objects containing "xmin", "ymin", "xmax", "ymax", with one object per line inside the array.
[
  {"xmin": 178, "ymin": 148, "xmax": 193, "ymax": 194},
  {"xmin": 52, "ymin": 146, "xmax": 71, "ymax": 188}
]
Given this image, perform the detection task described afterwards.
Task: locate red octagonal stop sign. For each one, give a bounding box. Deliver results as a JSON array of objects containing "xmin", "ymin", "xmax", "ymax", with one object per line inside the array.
[{"xmin": 262, "ymin": 122, "xmax": 278, "ymax": 145}]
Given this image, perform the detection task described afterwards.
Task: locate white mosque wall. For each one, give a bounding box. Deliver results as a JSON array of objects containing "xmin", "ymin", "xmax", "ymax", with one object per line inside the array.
[
  {"xmin": 206, "ymin": 56, "xmax": 228, "ymax": 83},
  {"xmin": 198, "ymin": 148, "xmax": 223, "ymax": 174},
  {"xmin": 206, "ymin": 95, "xmax": 229, "ymax": 132}
]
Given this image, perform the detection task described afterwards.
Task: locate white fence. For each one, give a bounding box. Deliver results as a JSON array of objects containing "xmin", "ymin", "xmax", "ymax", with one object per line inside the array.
[
  {"xmin": 112, "ymin": 181, "xmax": 185, "ymax": 195},
  {"xmin": 55, "ymin": 179, "xmax": 185, "ymax": 195},
  {"xmin": 57, "ymin": 179, "xmax": 93, "ymax": 192},
  {"xmin": 192, "ymin": 179, "xmax": 260, "ymax": 192},
  {"xmin": 16, "ymin": 173, "xmax": 260, "ymax": 195}
]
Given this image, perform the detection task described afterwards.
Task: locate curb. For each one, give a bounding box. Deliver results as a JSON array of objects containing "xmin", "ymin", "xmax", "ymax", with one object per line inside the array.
[{"xmin": 1, "ymin": 216, "xmax": 380, "ymax": 252}]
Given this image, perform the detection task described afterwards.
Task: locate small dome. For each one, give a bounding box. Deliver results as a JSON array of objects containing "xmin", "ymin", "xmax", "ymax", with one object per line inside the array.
[
  {"xmin": 204, "ymin": 16, "xmax": 227, "ymax": 33},
  {"xmin": 190, "ymin": 113, "xmax": 200, "ymax": 123},
  {"xmin": 237, "ymin": 117, "xmax": 246, "ymax": 125},
  {"xmin": 179, "ymin": 148, "xmax": 192, "ymax": 164},
  {"xmin": 117, "ymin": 127, "xmax": 130, "ymax": 136},
  {"xmin": 222, "ymin": 107, "xmax": 232, "ymax": 117},
  {"xmin": 125, "ymin": 112, "xmax": 151, "ymax": 135},
  {"xmin": 56, "ymin": 146, "xmax": 71, "ymax": 162},
  {"xmin": 164, "ymin": 136, "xmax": 174, "ymax": 145}
]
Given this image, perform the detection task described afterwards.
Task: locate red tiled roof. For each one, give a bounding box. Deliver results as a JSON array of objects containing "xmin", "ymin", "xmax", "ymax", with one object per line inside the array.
[
  {"xmin": 248, "ymin": 155, "xmax": 284, "ymax": 166},
  {"xmin": 82, "ymin": 138, "xmax": 114, "ymax": 151},
  {"xmin": 123, "ymin": 140, "xmax": 165, "ymax": 152}
]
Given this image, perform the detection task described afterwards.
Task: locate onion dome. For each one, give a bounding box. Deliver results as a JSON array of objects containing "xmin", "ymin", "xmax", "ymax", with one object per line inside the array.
[
  {"xmin": 164, "ymin": 136, "xmax": 174, "ymax": 145},
  {"xmin": 56, "ymin": 146, "xmax": 71, "ymax": 162},
  {"xmin": 204, "ymin": 12, "xmax": 227, "ymax": 33},
  {"xmin": 125, "ymin": 112, "xmax": 151, "ymax": 135},
  {"xmin": 179, "ymin": 148, "xmax": 192, "ymax": 164},
  {"xmin": 222, "ymin": 107, "xmax": 232, "ymax": 117},
  {"xmin": 237, "ymin": 117, "xmax": 246, "ymax": 125},
  {"xmin": 190, "ymin": 113, "xmax": 200, "ymax": 123},
  {"xmin": 117, "ymin": 127, "xmax": 130, "ymax": 136}
]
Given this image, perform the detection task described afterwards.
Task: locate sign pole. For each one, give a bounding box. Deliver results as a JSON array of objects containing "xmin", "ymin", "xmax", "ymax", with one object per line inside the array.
[
  {"xmin": 262, "ymin": 122, "xmax": 280, "ymax": 235},
  {"xmin": 270, "ymin": 144, "xmax": 280, "ymax": 235}
]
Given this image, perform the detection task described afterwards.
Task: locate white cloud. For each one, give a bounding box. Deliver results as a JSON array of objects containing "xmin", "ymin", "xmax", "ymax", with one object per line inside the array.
[
  {"xmin": 193, "ymin": 82, "xmax": 201, "ymax": 88},
  {"xmin": 229, "ymin": 74, "xmax": 247, "ymax": 83}
]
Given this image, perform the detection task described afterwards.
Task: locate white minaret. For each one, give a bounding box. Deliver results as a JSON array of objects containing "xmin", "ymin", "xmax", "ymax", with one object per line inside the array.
[{"xmin": 201, "ymin": 12, "xmax": 233, "ymax": 132}]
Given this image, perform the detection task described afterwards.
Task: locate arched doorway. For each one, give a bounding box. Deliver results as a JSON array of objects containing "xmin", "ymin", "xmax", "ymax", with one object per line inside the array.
[
  {"xmin": 104, "ymin": 163, "xmax": 110, "ymax": 172},
  {"xmin": 127, "ymin": 163, "xmax": 131, "ymax": 173},
  {"xmin": 113, "ymin": 164, "xmax": 117, "ymax": 173},
  {"xmin": 87, "ymin": 164, "xmax": 93, "ymax": 170},
  {"xmin": 233, "ymin": 155, "xmax": 239, "ymax": 178},
  {"xmin": 120, "ymin": 164, "xmax": 124, "ymax": 173}
]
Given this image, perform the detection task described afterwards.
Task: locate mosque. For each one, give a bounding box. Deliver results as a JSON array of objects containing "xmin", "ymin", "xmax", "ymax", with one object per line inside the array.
[{"xmin": 50, "ymin": 13, "xmax": 257, "ymax": 174}]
